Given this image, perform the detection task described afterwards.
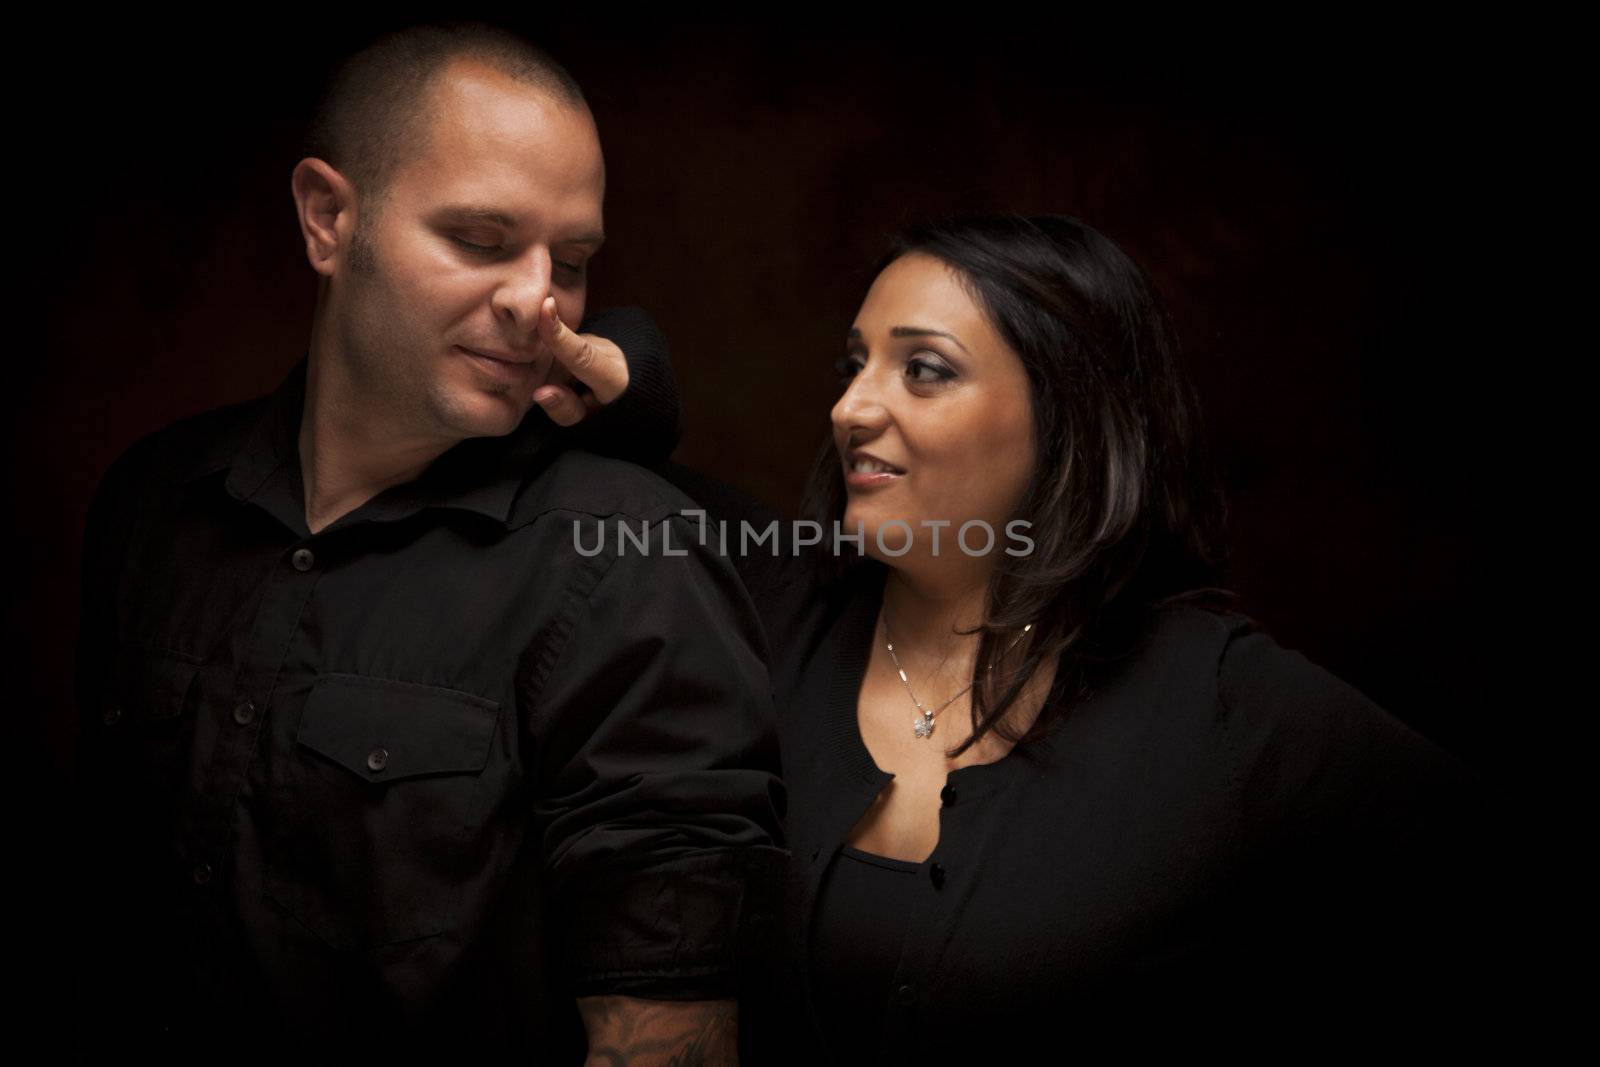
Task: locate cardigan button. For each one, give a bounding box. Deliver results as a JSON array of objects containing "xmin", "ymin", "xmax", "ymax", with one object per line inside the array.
[
  {"xmin": 895, "ymin": 983, "xmax": 916, "ymax": 1006},
  {"xmin": 940, "ymin": 783, "xmax": 957, "ymax": 806},
  {"xmin": 929, "ymin": 862, "xmax": 946, "ymax": 889}
]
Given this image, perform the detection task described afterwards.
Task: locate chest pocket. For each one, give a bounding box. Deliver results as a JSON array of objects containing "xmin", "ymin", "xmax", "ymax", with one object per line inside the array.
[
  {"xmin": 263, "ymin": 673, "xmax": 503, "ymax": 951},
  {"xmin": 102, "ymin": 643, "xmax": 201, "ymax": 727},
  {"xmin": 86, "ymin": 644, "xmax": 203, "ymax": 826}
]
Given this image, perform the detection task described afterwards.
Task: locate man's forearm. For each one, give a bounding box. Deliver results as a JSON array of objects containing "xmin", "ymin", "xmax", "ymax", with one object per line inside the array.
[{"xmin": 577, "ymin": 995, "xmax": 737, "ymax": 1067}]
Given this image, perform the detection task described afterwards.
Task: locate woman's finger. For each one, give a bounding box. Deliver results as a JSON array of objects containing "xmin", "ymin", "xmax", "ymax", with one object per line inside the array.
[
  {"xmin": 532, "ymin": 383, "xmax": 591, "ymax": 427},
  {"xmin": 537, "ymin": 297, "xmax": 630, "ymax": 404}
]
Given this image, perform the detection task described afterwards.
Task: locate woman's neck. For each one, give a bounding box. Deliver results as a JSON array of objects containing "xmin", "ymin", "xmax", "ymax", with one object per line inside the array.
[
  {"xmin": 877, "ymin": 562, "xmax": 1054, "ymax": 751},
  {"xmin": 879, "ymin": 566, "xmax": 992, "ymax": 678}
]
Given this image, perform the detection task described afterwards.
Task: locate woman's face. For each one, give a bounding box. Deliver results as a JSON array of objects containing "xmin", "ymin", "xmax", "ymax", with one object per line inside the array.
[{"xmin": 832, "ymin": 252, "xmax": 1036, "ymax": 570}]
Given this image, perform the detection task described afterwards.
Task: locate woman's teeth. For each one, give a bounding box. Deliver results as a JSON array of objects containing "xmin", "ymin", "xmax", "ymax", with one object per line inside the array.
[{"xmin": 853, "ymin": 459, "xmax": 903, "ymax": 474}]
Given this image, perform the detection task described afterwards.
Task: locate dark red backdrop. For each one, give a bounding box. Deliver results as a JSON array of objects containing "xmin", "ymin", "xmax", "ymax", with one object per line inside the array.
[{"xmin": 21, "ymin": 22, "xmax": 1516, "ymax": 797}]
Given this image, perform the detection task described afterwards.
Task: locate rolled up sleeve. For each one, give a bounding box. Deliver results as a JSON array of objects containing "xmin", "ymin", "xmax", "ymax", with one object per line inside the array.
[{"xmin": 522, "ymin": 510, "xmax": 786, "ymax": 999}]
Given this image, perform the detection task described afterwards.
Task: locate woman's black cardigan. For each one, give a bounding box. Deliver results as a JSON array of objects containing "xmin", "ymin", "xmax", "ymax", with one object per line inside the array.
[{"xmin": 644, "ymin": 466, "xmax": 1498, "ymax": 1060}]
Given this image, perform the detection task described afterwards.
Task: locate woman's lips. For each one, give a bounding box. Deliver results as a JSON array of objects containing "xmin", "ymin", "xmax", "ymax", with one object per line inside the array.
[
  {"xmin": 845, "ymin": 469, "xmax": 902, "ymax": 490},
  {"xmin": 844, "ymin": 454, "xmax": 906, "ymax": 491}
]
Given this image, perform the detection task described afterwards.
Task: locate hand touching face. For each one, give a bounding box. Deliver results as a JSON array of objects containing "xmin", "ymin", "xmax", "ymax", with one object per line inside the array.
[{"xmin": 311, "ymin": 57, "xmax": 607, "ymax": 444}]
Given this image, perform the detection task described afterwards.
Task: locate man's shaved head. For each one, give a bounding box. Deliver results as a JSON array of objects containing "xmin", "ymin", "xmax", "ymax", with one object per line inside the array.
[{"xmin": 302, "ymin": 21, "xmax": 587, "ymax": 220}]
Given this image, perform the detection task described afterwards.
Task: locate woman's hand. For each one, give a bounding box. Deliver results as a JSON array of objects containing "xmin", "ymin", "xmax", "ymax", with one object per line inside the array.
[{"xmin": 533, "ymin": 295, "xmax": 631, "ymax": 425}]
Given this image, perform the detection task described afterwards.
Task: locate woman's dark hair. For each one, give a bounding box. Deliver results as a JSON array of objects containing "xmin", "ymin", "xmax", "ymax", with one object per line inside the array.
[{"xmin": 801, "ymin": 213, "xmax": 1231, "ymax": 758}]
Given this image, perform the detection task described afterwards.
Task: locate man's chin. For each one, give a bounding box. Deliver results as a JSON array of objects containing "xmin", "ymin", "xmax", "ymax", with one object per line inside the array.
[{"xmin": 433, "ymin": 392, "xmax": 537, "ymax": 442}]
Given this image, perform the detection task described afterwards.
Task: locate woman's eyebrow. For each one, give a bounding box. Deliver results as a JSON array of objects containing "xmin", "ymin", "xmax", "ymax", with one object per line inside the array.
[{"xmin": 846, "ymin": 325, "xmax": 970, "ymax": 356}]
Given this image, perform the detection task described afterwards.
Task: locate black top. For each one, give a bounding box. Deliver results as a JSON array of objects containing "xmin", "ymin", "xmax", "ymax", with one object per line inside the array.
[
  {"xmin": 70, "ymin": 309, "xmax": 783, "ymax": 1056},
  {"xmin": 810, "ymin": 845, "xmax": 921, "ymax": 1061},
  {"xmin": 628, "ymin": 468, "xmax": 1508, "ymax": 1058},
  {"xmin": 747, "ymin": 555, "xmax": 1498, "ymax": 1058}
]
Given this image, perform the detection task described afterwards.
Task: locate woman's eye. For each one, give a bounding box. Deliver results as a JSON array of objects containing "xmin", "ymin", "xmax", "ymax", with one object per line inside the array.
[
  {"xmin": 835, "ymin": 354, "xmax": 864, "ymax": 382},
  {"xmin": 907, "ymin": 355, "xmax": 955, "ymax": 384}
]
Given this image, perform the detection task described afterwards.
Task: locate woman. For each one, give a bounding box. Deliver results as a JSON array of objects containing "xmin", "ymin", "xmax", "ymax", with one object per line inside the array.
[{"xmin": 609, "ymin": 214, "xmax": 1486, "ymax": 1059}]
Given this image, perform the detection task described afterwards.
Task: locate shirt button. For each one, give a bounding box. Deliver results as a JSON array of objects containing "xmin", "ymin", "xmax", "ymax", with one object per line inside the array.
[
  {"xmin": 929, "ymin": 862, "xmax": 947, "ymax": 889},
  {"xmin": 366, "ymin": 748, "xmax": 389, "ymax": 773},
  {"xmin": 231, "ymin": 701, "xmax": 256, "ymax": 726},
  {"xmin": 291, "ymin": 548, "xmax": 315, "ymax": 572},
  {"xmin": 103, "ymin": 705, "xmax": 122, "ymax": 726},
  {"xmin": 192, "ymin": 862, "xmax": 214, "ymax": 887},
  {"xmin": 895, "ymin": 984, "xmax": 916, "ymax": 1006},
  {"xmin": 940, "ymin": 783, "xmax": 957, "ymax": 806}
]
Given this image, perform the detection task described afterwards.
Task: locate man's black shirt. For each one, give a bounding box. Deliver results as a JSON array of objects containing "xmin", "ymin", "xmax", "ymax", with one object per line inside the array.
[{"xmin": 71, "ymin": 324, "xmax": 783, "ymax": 1053}]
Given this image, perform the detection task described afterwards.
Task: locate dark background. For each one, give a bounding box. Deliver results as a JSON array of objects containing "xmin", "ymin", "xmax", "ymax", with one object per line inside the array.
[{"xmin": 20, "ymin": 19, "xmax": 1532, "ymax": 803}]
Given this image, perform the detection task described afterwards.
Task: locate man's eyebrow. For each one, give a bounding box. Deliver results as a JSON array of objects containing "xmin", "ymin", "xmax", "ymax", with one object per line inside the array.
[
  {"xmin": 433, "ymin": 205, "xmax": 605, "ymax": 250},
  {"xmin": 435, "ymin": 205, "xmax": 519, "ymax": 228},
  {"xmin": 847, "ymin": 325, "xmax": 971, "ymax": 356}
]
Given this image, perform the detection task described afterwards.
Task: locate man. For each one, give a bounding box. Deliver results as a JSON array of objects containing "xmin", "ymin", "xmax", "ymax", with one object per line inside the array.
[{"xmin": 72, "ymin": 23, "xmax": 781, "ymax": 1060}]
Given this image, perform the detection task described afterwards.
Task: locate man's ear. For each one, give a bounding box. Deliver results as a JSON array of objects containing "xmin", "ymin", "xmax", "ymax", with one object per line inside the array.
[{"xmin": 291, "ymin": 158, "xmax": 355, "ymax": 278}]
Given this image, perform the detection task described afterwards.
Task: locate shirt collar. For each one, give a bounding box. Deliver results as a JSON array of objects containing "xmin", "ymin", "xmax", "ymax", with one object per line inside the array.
[{"xmin": 208, "ymin": 354, "xmax": 556, "ymax": 532}]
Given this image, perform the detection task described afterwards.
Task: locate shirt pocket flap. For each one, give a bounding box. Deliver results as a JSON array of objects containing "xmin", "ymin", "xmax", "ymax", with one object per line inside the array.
[
  {"xmin": 296, "ymin": 673, "xmax": 501, "ymax": 784},
  {"xmin": 106, "ymin": 645, "xmax": 201, "ymax": 726}
]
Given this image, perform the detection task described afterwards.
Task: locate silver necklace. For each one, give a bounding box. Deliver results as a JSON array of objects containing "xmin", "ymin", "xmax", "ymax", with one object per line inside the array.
[{"xmin": 882, "ymin": 614, "xmax": 1033, "ymax": 740}]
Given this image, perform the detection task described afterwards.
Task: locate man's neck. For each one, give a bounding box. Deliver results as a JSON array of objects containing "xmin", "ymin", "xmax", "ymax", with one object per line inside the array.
[{"xmin": 298, "ymin": 353, "xmax": 456, "ymax": 535}]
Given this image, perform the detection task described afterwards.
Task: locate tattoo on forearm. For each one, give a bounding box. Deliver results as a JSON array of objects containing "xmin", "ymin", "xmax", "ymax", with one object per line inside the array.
[{"xmin": 580, "ymin": 996, "xmax": 738, "ymax": 1067}]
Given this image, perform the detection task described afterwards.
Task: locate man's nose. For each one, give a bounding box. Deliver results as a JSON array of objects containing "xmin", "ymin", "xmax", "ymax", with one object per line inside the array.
[{"xmin": 491, "ymin": 246, "xmax": 553, "ymax": 342}]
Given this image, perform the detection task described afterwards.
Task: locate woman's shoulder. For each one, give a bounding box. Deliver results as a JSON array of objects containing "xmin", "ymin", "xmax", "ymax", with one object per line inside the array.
[
  {"xmin": 1081, "ymin": 600, "xmax": 1248, "ymax": 706},
  {"xmin": 1201, "ymin": 609, "xmax": 1449, "ymax": 767},
  {"xmin": 1130, "ymin": 601, "xmax": 1412, "ymax": 737},
  {"xmin": 1114, "ymin": 601, "xmax": 1475, "ymax": 814},
  {"xmin": 1156, "ymin": 603, "xmax": 1480, "ymax": 841},
  {"xmin": 1131, "ymin": 605, "xmax": 1498, "ymax": 1021},
  {"xmin": 1125, "ymin": 599, "xmax": 1249, "ymax": 672}
]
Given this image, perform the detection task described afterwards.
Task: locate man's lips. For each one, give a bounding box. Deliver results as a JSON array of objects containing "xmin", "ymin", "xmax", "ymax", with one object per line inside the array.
[{"xmin": 457, "ymin": 345, "xmax": 540, "ymax": 366}]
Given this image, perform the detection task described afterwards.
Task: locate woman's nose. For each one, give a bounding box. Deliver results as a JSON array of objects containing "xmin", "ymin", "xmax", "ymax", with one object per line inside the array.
[{"xmin": 831, "ymin": 365, "xmax": 890, "ymax": 435}]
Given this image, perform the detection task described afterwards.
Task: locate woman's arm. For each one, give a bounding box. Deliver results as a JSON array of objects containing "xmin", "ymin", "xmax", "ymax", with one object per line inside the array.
[
  {"xmin": 1217, "ymin": 621, "xmax": 1505, "ymax": 1036},
  {"xmin": 541, "ymin": 304, "xmax": 683, "ymax": 463}
]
